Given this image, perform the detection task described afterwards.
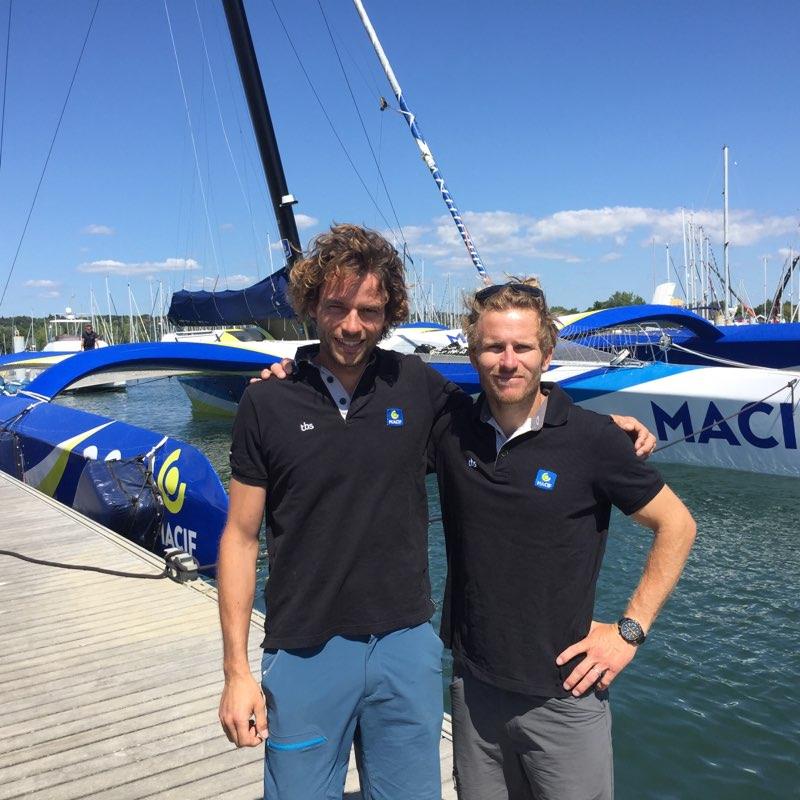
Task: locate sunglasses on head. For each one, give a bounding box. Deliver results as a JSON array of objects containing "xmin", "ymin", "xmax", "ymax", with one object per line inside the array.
[{"xmin": 474, "ymin": 282, "xmax": 544, "ymax": 304}]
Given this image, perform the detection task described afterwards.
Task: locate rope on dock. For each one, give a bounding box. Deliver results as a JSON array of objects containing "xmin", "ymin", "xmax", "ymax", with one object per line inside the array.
[
  {"xmin": 0, "ymin": 547, "xmax": 170, "ymax": 579},
  {"xmin": 0, "ymin": 546, "xmax": 210, "ymax": 581}
]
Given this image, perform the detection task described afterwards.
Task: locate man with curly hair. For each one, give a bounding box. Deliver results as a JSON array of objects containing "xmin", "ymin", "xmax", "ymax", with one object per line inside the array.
[{"xmin": 217, "ymin": 223, "xmax": 457, "ymax": 800}]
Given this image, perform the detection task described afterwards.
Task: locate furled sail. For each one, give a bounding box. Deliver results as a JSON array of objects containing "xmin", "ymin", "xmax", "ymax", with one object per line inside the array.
[{"xmin": 167, "ymin": 269, "xmax": 294, "ymax": 326}]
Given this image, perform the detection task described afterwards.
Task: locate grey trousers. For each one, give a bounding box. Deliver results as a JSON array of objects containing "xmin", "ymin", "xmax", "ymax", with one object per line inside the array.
[{"xmin": 450, "ymin": 668, "xmax": 613, "ymax": 800}]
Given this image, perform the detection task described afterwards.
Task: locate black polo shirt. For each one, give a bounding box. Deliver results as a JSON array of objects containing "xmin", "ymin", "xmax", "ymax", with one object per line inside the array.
[
  {"xmin": 229, "ymin": 345, "xmax": 459, "ymax": 649},
  {"xmin": 431, "ymin": 382, "xmax": 664, "ymax": 697}
]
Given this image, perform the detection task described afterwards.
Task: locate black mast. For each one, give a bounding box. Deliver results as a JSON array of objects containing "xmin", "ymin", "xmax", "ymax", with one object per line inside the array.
[{"xmin": 221, "ymin": 0, "xmax": 301, "ymax": 271}]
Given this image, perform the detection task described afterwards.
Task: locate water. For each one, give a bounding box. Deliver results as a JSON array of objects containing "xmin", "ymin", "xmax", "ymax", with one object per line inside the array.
[{"xmin": 58, "ymin": 379, "xmax": 800, "ymax": 798}]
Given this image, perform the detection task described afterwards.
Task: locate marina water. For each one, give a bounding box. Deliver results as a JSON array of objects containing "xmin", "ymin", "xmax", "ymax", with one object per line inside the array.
[{"xmin": 59, "ymin": 379, "xmax": 799, "ymax": 798}]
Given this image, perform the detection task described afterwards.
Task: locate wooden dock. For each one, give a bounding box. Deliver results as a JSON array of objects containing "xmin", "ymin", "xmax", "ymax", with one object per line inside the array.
[{"xmin": 0, "ymin": 471, "xmax": 455, "ymax": 799}]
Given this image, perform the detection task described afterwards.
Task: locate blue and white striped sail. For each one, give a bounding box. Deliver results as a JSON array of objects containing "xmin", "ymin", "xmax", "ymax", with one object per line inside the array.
[{"xmin": 352, "ymin": 0, "xmax": 489, "ymax": 284}]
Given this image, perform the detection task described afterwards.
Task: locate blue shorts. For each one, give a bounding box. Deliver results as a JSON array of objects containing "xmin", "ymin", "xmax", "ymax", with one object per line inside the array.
[{"xmin": 261, "ymin": 622, "xmax": 444, "ymax": 800}]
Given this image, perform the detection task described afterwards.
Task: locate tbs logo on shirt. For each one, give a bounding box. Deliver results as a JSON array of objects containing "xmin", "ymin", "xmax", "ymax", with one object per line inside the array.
[
  {"xmin": 534, "ymin": 469, "xmax": 557, "ymax": 491},
  {"xmin": 386, "ymin": 408, "xmax": 405, "ymax": 427}
]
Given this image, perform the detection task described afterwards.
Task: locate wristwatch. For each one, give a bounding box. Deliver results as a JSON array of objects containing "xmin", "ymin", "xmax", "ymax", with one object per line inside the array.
[{"xmin": 617, "ymin": 617, "xmax": 647, "ymax": 646}]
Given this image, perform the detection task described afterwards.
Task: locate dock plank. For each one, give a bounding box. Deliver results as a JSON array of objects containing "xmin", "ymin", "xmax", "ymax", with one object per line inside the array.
[{"xmin": 0, "ymin": 471, "xmax": 456, "ymax": 799}]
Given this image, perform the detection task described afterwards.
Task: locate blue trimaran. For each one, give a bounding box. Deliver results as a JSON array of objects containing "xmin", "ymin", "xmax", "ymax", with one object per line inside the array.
[
  {"xmin": 557, "ymin": 304, "xmax": 800, "ymax": 371},
  {"xmin": 1, "ymin": 1, "xmax": 798, "ymax": 576}
]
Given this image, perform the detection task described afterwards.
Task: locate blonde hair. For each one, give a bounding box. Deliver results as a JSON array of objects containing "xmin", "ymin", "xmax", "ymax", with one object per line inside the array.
[{"xmin": 463, "ymin": 276, "xmax": 558, "ymax": 353}]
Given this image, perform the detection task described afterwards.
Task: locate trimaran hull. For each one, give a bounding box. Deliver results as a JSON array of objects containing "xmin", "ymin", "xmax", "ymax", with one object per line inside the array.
[
  {"xmin": 1, "ymin": 343, "xmax": 797, "ymax": 577},
  {"xmin": 0, "ymin": 394, "xmax": 227, "ymax": 572},
  {"xmin": 0, "ymin": 343, "xmax": 282, "ymax": 571},
  {"xmin": 557, "ymin": 305, "xmax": 800, "ymax": 371}
]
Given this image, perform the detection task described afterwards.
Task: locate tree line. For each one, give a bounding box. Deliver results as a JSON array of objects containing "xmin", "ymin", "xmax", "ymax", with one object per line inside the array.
[{"xmin": 550, "ymin": 291, "xmax": 645, "ymax": 316}]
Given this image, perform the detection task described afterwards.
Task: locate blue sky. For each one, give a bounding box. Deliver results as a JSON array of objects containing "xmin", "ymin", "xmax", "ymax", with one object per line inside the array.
[{"xmin": 1, "ymin": 0, "xmax": 798, "ymax": 318}]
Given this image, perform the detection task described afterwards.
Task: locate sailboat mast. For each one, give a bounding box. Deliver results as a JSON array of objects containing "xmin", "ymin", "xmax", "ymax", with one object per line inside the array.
[
  {"xmin": 351, "ymin": 0, "xmax": 490, "ymax": 285},
  {"xmin": 665, "ymin": 244, "xmax": 671, "ymax": 283},
  {"xmin": 105, "ymin": 276, "xmax": 114, "ymax": 345},
  {"xmin": 221, "ymin": 0, "xmax": 301, "ymax": 270},
  {"xmin": 722, "ymin": 144, "xmax": 730, "ymax": 319}
]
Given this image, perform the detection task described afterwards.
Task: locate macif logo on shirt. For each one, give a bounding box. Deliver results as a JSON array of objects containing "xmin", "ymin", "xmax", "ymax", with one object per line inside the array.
[
  {"xmin": 386, "ymin": 408, "xmax": 404, "ymax": 427},
  {"xmin": 534, "ymin": 469, "xmax": 557, "ymax": 491}
]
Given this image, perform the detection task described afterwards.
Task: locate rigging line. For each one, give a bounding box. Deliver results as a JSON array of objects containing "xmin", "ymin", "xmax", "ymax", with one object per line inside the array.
[
  {"xmin": 352, "ymin": 0, "xmax": 488, "ymax": 284},
  {"xmin": 700, "ymin": 161, "xmax": 721, "ymax": 213},
  {"xmin": 146, "ymin": 281, "xmax": 162, "ymax": 319},
  {"xmin": 0, "ymin": 0, "xmax": 12, "ymax": 177},
  {"xmin": 267, "ymin": 0, "xmax": 401, "ymax": 243},
  {"xmin": 707, "ymin": 242, "xmax": 746, "ymax": 307},
  {"xmin": 316, "ymin": 0, "xmax": 408, "ymax": 254},
  {"xmin": 0, "ymin": 0, "xmax": 100, "ymax": 313},
  {"xmin": 667, "ymin": 341, "xmax": 771, "ymax": 370},
  {"xmin": 325, "ymin": 8, "xmax": 383, "ymax": 102},
  {"xmin": 374, "ymin": 106, "xmax": 383, "ymax": 217},
  {"xmin": 162, "ymin": 0, "xmax": 221, "ymax": 279},
  {"xmin": 653, "ymin": 378, "xmax": 798, "ymax": 453},
  {"xmin": 193, "ymin": 0, "xmax": 265, "ymax": 282},
  {"xmin": 667, "ymin": 251, "xmax": 686, "ymax": 299},
  {"xmin": 182, "ymin": 153, "xmax": 199, "ymax": 288},
  {"xmin": 175, "ymin": 115, "xmax": 190, "ymax": 286},
  {"xmin": 212, "ymin": 10, "xmax": 276, "ymax": 274},
  {"xmin": 701, "ymin": 242, "xmax": 722, "ymax": 304},
  {"xmin": 197, "ymin": 53, "xmax": 229, "ymax": 289}
]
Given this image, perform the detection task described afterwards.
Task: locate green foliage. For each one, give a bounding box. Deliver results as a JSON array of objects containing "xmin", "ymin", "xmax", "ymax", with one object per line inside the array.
[
  {"xmin": 550, "ymin": 305, "xmax": 579, "ymax": 316},
  {"xmin": 749, "ymin": 300, "xmax": 796, "ymax": 321},
  {"xmin": 587, "ymin": 291, "xmax": 646, "ymax": 311},
  {"xmin": 0, "ymin": 317, "xmax": 47, "ymax": 353}
]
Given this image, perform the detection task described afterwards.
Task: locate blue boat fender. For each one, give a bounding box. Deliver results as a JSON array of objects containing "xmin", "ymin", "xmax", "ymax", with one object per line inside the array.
[{"xmin": 72, "ymin": 459, "xmax": 164, "ymax": 551}]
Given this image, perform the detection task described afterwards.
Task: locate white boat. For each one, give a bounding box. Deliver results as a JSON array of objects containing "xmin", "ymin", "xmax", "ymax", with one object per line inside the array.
[
  {"xmin": 42, "ymin": 312, "xmax": 110, "ymax": 354},
  {"xmin": 27, "ymin": 311, "xmax": 127, "ymax": 392}
]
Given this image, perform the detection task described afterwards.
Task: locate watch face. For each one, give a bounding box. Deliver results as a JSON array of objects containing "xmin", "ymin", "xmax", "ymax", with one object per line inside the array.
[{"xmin": 619, "ymin": 617, "xmax": 644, "ymax": 643}]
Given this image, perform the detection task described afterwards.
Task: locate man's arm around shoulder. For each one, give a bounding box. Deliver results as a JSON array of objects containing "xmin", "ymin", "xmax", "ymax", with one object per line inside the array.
[
  {"xmin": 557, "ymin": 484, "xmax": 696, "ymax": 696},
  {"xmin": 218, "ymin": 478, "xmax": 268, "ymax": 747}
]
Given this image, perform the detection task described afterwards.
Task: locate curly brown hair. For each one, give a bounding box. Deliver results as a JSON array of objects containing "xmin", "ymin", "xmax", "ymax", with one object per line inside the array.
[
  {"xmin": 288, "ymin": 223, "xmax": 409, "ymax": 336},
  {"xmin": 463, "ymin": 276, "xmax": 558, "ymax": 354}
]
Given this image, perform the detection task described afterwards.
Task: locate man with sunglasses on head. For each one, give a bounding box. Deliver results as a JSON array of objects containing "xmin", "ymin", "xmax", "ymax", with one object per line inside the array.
[
  {"xmin": 430, "ymin": 279, "xmax": 695, "ymax": 800},
  {"xmin": 224, "ymin": 224, "xmax": 659, "ymax": 800}
]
